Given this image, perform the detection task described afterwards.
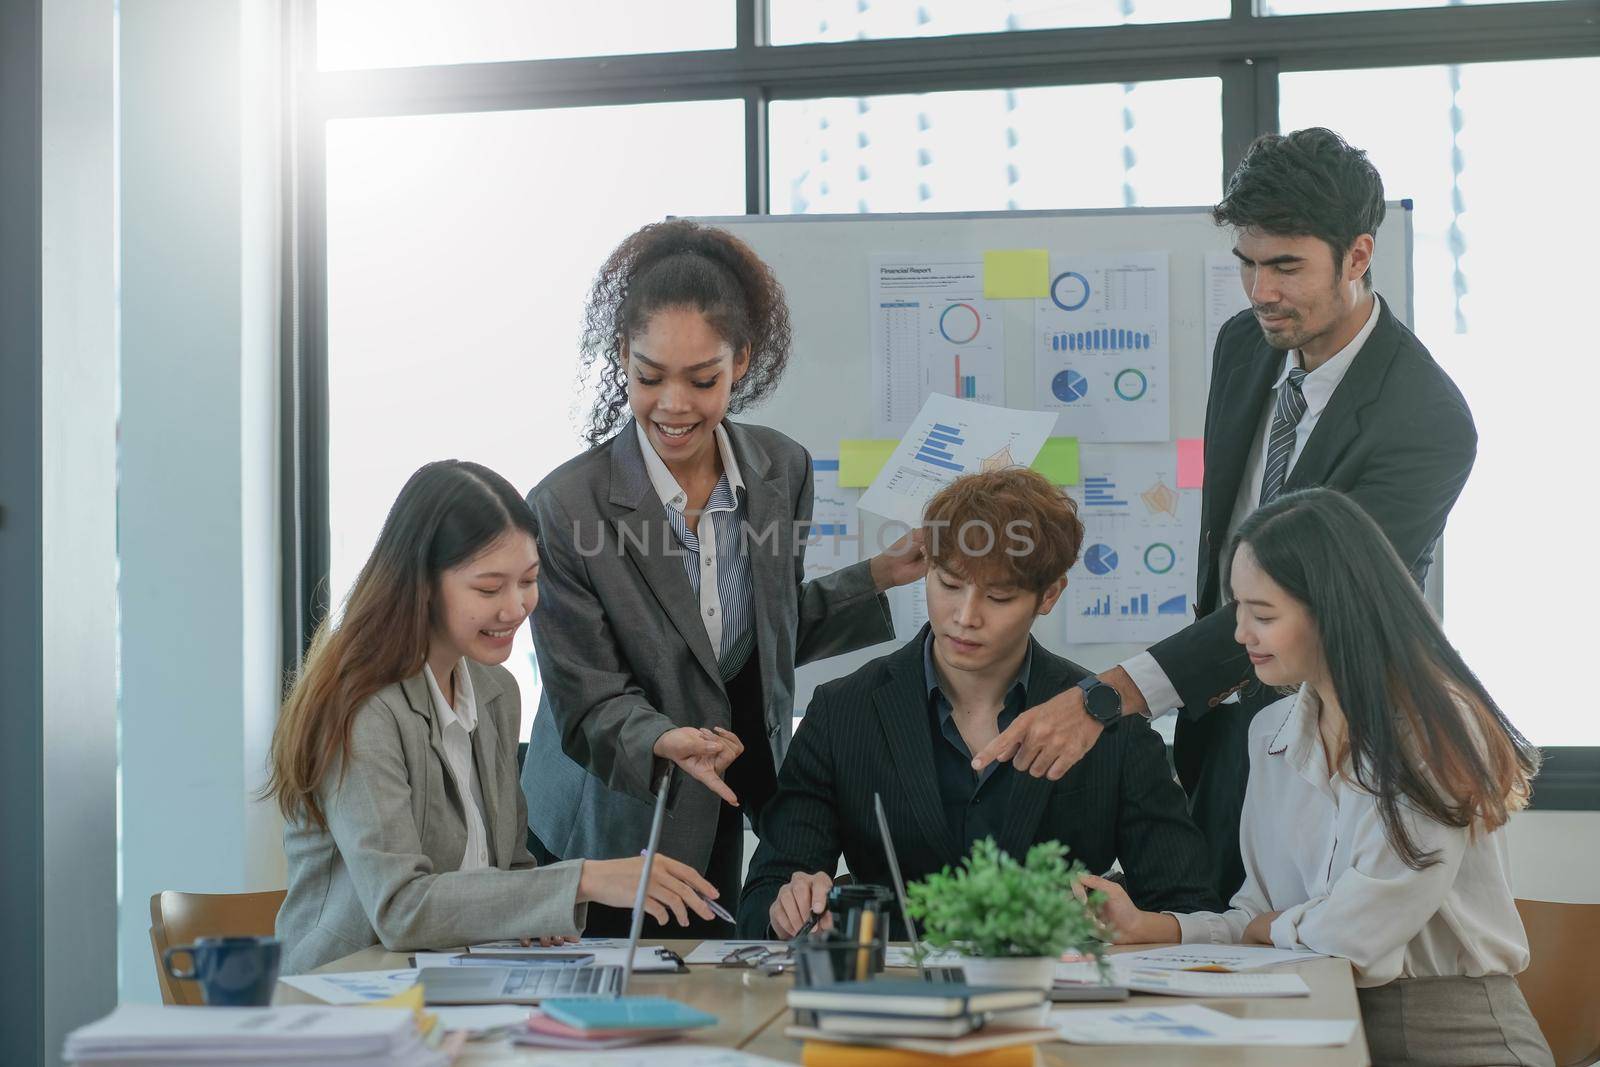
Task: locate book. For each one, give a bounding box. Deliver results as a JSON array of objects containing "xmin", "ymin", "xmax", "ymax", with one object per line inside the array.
[
  {"xmin": 537, "ymin": 996, "xmax": 717, "ymax": 1033},
  {"xmin": 787, "ymin": 980, "xmax": 1042, "ymax": 1018},
  {"xmin": 816, "ymin": 1012, "xmax": 984, "ymax": 1038},
  {"xmin": 794, "ymin": 1034, "xmax": 1044, "ymax": 1065}
]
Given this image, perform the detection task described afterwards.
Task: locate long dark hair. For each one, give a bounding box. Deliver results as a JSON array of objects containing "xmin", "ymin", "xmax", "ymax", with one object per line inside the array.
[
  {"xmin": 1226, "ymin": 488, "xmax": 1538, "ymax": 870},
  {"xmin": 578, "ymin": 219, "xmax": 793, "ymax": 446},
  {"xmin": 266, "ymin": 460, "xmax": 537, "ymax": 830}
]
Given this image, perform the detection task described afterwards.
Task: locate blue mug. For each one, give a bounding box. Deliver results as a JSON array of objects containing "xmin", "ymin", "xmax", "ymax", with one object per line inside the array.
[{"xmin": 164, "ymin": 936, "xmax": 282, "ymax": 1006}]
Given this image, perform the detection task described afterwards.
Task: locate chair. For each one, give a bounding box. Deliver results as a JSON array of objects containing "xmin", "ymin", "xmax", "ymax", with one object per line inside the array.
[
  {"xmin": 149, "ymin": 889, "xmax": 287, "ymax": 1005},
  {"xmin": 1516, "ymin": 899, "xmax": 1600, "ymax": 1067}
]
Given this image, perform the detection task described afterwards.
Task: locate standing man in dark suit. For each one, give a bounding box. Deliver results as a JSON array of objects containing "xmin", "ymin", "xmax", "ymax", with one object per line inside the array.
[
  {"xmin": 972, "ymin": 128, "xmax": 1478, "ymax": 900},
  {"xmin": 737, "ymin": 469, "xmax": 1219, "ymax": 938}
]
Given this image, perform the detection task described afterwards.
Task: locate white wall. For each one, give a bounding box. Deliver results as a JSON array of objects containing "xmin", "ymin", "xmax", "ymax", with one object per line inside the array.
[
  {"xmin": 117, "ymin": 0, "xmax": 284, "ymax": 1003},
  {"xmin": 1507, "ymin": 812, "xmax": 1600, "ymax": 904},
  {"xmin": 42, "ymin": 0, "xmax": 119, "ymax": 1060}
]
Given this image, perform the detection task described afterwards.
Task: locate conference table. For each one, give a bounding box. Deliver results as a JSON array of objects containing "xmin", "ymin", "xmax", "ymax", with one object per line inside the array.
[{"xmin": 278, "ymin": 941, "xmax": 1370, "ymax": 1065}]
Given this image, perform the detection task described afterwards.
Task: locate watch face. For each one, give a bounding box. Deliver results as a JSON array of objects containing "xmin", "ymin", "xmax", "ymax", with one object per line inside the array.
[{"xmin": 1085, "ymin": 682, "xmax": 1121, "ymax": 721}]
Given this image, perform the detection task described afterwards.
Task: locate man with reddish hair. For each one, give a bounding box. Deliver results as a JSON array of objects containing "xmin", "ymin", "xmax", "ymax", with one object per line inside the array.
[{"xmin": 736, "ymin": 469, "xmax": 1217, "ymax": 938}]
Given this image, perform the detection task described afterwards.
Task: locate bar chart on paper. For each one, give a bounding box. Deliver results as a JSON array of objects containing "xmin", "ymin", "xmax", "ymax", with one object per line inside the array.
[
  {"xmin": 914, "ymin": 423, "xmax": 966, "ymax": 472},
  {"xmin": 859, "ymin": 394, "xmax": 1055, "ymax": 528}
]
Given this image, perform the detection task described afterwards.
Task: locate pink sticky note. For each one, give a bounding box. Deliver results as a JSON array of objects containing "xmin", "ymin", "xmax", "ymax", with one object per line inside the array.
[{"xmin": 1177, "ymin": 439, "xmax": 1204, "ymax": 489}]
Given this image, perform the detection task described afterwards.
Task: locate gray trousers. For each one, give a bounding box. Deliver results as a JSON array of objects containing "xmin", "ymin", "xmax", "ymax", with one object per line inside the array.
[{"xmin": 1358, "ymin": 974, "xmax": 1553, "ymax": 1067}]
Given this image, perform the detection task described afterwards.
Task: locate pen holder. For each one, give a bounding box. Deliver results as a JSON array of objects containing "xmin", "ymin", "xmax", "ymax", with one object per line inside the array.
[
  {"xmin": 792, "ymin": 937, "xmax": 887, "ymax": 990},
  {"xmin": 826, "ymin": 883, "xmax": 894, "ymax": 977}
]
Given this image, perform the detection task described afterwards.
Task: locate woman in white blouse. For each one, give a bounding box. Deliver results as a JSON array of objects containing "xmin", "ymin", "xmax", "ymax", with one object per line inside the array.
[{"xmin": 1086, "ymin": 487, "xmax": 1551, "ymax": 1067}]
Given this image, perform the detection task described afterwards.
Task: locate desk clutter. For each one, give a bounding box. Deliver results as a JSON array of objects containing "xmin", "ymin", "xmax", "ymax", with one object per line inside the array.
[{"xmin": 63, "ymin": 1004, "xmax": 449, "ymax": 1067}]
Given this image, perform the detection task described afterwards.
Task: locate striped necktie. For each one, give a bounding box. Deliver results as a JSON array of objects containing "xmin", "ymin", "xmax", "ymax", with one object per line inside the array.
[{"xmin": 1258, "ymin": 367, "xmax": 1309, "ymax": 507}]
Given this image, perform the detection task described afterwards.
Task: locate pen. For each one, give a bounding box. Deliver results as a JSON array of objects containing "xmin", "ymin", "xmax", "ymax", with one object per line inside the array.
[
  {"xmin": 792, "ymin": 912, "xmax": 820, "ymax": 940},
  {"xmin": 641, "ymin": 850, "xmax": 734, "ymax": 923}
]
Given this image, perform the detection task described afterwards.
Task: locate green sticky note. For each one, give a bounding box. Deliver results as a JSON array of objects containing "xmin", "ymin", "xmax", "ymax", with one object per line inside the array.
[
  {"xmin": 839, "ymin": 440, "xmax": 898, "ymax": 487},
  {"xmin": 983, "ymin": 249, "xmax": 1050, "ymax": 299},
  {"xmin": 1031, "ymin": 437, "xmax": 1080, "ymax": 485}
]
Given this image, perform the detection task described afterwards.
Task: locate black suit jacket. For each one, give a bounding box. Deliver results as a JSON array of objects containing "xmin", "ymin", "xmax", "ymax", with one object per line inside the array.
[
  {"xmin": 1149, "ymin": 297, "xmax": 1477, "ymax": 717},
  {"xmin": 736, "ymin": 629, "xmax": 1220, "ymax": 937}
]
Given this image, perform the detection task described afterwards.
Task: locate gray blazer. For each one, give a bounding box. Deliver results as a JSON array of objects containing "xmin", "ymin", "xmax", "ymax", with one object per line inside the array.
[
  {"xmin": 277, "ymin": 661, "xmax": 587, "ymax": 974},
  {"xmin": 521, "ymin": 419, "xmax": 895, "ymax": 872}
]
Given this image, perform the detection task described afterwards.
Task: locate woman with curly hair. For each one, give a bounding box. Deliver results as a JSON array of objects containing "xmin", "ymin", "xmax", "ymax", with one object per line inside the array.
[{"xmin": 519, "ymin": 220, "xmax": 927, "ymax": 935}]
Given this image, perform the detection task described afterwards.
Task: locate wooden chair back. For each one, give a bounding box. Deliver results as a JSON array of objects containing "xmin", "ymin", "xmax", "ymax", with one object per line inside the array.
[
  {"xmin": 149, "ymin": 889, "xmax": 287, "ymax": 1005},
  {"xmin": 1516, "ymin": 898, "xmax": 1600, "ymax": 1067}
]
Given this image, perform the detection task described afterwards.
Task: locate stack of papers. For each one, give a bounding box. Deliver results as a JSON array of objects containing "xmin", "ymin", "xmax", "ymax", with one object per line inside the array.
[
  {"xmin": 462, "ymin": 938, "xmax": 680, "ymax": 972},
  {"xmin": 1103, "ymin": 945, "xmax": 1326, "ymax": 972},
  {"xmin": 1055, "ymin": 959, "xmax": 1312, "ymax": 998},
  {"xmin": 63, "ymin": 1005, "xmax": 448, "ymax": 1066},
  {"xmin": 1052, "ymin": 1004, "xmax": 1356, "ymax": 1047}
]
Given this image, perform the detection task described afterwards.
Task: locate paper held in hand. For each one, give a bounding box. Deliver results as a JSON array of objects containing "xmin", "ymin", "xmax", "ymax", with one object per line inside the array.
[{"xmin": 859, "ymin": 394, "xmax": 1056, "ymax": 528}]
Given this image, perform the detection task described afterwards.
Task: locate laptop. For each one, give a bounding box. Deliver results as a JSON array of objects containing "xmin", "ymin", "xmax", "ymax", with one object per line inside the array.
[
  {"xmin": 421, "ymin": 769, "xmax": 674, "ymax": 1006},
  {"xmin": 872, "ymin": 792, "xmax": 964, "ymax": 985}
]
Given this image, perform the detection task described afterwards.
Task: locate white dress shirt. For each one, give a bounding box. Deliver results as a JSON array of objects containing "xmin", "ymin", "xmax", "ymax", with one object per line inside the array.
[
  {"xmin": 1123, "ymin": 294, "xmax": 1385, "ymax": 715},
  {"xmin": 635, "ymin": 419, "xmax": 748, "ymax": 656},
  {"xmin": 423, "ymin": 659, "xmax": 490, "ymax": 871},
  {"xmin": 1170, "ymin": 685, "xmax": 1531, "ymax": 988}
]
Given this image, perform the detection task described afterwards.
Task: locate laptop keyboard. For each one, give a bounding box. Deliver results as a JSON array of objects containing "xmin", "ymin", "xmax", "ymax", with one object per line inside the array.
[{"xmin": 504, "ymin": 965, "xmax": 622, "ymax": 997}]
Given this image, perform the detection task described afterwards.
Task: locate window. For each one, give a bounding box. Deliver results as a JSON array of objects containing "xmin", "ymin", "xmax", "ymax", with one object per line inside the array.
[
  {"xmin": 325, "ymin": 100, "xmax": 745, "ymax": 737},
  {"xmin": 1262, "ymin": 0, "xmax": 1547, "ymax": 14},
  {"xmin": 771, "ymin": 79, "xmax": 1222, "ymax": 214},
  {"xmin": 317, "ymin": 0, "xmax": 736, "ymax": 70},
  {"xmin": 296, "ymin": 0, "xmax": 1600, "ymax": 801},
  {"xmin": 769, "ymin": 0, "xmax": 1228, "ymax": 45},
  {"xmin": 1282, "ymin": 57, "xmax": 1600, "ymax": 745}
]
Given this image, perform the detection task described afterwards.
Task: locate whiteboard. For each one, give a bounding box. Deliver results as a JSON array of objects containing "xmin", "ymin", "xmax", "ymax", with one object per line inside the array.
[{"xmin": 691, "ymin": 204, "xmax": 1415, "ymax": 721}]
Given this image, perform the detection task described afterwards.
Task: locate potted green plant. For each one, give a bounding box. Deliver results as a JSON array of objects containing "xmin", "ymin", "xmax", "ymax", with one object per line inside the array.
[{"xmin": 906, "ymin": 838, "xmax": 1105, "ymax": 1020}]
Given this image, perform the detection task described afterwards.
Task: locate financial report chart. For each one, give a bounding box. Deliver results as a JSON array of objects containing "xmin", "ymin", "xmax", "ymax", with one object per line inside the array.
[
  {"xmin": 914, "ymin": 423, "xmax": 967, "ymax": 472},
  {"xmin": 1083, "ymin": 475, "xmax": 1128, "ymax": 507},
  {"xmin": 1081, "ymin": 592, "xmax": 1188, "ymax": 617},
  {"xmin": 1050, "ymin": 329, "xmax": 1152, "ymax": 351}
]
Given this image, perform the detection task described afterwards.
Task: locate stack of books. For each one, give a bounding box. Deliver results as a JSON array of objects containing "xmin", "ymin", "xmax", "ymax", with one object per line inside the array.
[
  {"xmin": 785, "ymin": 980, "xmax": 1054, "ymax": 1065},
  {"xmin": 63, "ymin": 1005, "xmax": 447, "ymax": 1067}
]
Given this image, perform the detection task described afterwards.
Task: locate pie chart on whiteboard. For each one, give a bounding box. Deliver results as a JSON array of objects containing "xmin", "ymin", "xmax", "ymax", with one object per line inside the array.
[
  {"xmin": 1084, "ymin": 543, "xmax": 1119, "ymax": 575},
  {"xmin": 1052, "ymin": 369, "xmax": 1089, "ymax": 403}
]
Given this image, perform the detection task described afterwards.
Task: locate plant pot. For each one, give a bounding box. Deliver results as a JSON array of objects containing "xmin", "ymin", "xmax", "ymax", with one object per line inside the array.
[{"xmin": 956, "ymin": 955, "xmax": 1056, "ymax": 1025}]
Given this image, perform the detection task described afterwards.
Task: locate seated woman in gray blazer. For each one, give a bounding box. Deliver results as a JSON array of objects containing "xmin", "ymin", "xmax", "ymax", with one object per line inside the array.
[
  {"xmin": 521, "ymin": 220, "xmax": 929, "ymax": 936},
  {"xmin": 270, "ymin": 460, "xmax": 720, "ymax": 974}
]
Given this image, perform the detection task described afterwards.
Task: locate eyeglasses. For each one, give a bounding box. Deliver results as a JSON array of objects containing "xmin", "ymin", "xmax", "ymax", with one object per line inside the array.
[{"xmin": 718, "ymin": 944, "xmax": 795, "ymax": 974}]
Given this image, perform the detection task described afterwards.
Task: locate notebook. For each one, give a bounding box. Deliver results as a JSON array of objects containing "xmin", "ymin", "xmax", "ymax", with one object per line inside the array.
[
  {"xmin": 787, "ymin": 980, "xmax": 1043, "ymax": 1018},
  {"xmin": 537, "ymin": 996, "xmax": 717, "ymax": 1033}
]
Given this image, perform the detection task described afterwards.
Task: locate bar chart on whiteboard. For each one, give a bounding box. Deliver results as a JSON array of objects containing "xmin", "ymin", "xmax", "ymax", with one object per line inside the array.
[{"xmin": 869, "ymin": 254, "xmax": 1007, "ymax": 437}]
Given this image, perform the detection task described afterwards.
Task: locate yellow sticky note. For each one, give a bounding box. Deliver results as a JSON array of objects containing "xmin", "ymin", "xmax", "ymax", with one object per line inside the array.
[
  {"xmin": 839, "ymin": 440, "xmax": 898, "ymax": 487},
  {"xmin": 983, "ymin": 249, "xmax": 1050, "ymax": 299},
  {"xmin": 1031, "ymin": 437, "xmax": 1081, "ymax": 485}
]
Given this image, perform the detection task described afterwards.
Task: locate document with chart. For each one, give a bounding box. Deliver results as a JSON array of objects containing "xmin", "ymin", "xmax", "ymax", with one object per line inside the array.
[
  {"xmin": 1063, "ymin": 444, "xmax": 1200, "ymax": 644},
  {"xmin": 1205, "ymin": 251, "xmax": 1250, "ymax": 387},
  {"xmin": 1033, "ymin": 252, "xmax": 1170, "ymax": 442},
  {"xmin": 868, "ymin": 254, "xmax": 1007, "ymax": 438},
  {"xmin": 859, "ymin": 394, "xmax": 1054, "ymax": 529},
  {"xmin": 802, "ymin": 459, "xmax": 860, "ymax": 580}
]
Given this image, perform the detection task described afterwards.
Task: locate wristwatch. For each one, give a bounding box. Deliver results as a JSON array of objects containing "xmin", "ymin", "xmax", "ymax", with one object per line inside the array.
[{"xmin": 1076, "ymin": 677, "xmax": 1123, "ymax": 728}]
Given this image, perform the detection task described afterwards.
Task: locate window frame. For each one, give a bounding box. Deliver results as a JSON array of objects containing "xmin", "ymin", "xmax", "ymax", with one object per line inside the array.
[{"xmin": 282, "ymin": 0, "xmax": 1600, "ymax": 807}]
